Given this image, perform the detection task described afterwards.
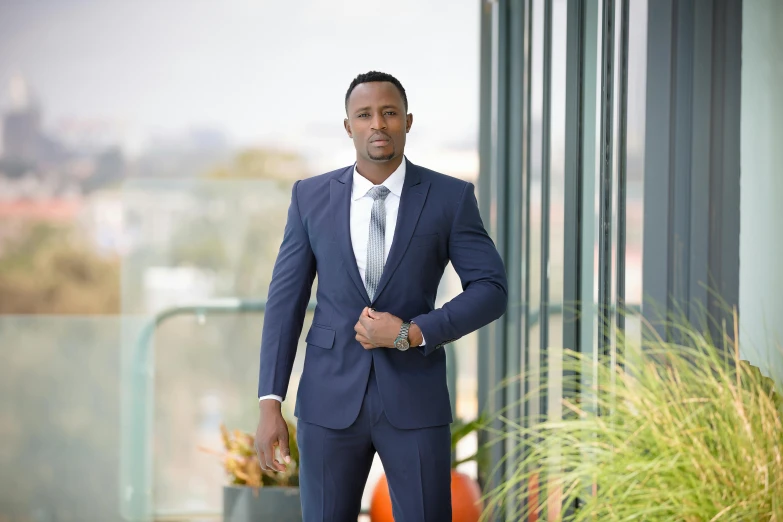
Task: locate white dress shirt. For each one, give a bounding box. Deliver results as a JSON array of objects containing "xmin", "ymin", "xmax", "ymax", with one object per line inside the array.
[{"xmin": 260, "ymin": 159, "xmax": 424, "ymax": 402}]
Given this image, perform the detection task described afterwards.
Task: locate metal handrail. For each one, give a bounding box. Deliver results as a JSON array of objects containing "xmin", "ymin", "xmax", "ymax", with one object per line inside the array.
[{"xmin": 122, "ymin": 298, "xmax": 458, "ymax": 522}]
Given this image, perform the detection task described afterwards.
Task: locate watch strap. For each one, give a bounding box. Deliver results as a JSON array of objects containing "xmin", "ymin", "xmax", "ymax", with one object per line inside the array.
[{"xmin": 395, "ymin": 322, "xmax": 411, "ymax": 347}]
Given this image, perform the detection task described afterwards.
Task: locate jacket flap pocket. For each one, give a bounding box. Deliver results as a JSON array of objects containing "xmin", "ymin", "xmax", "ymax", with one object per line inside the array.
[{"xmin": 305, "ymin": 325, "xmax": 335, "ymax": 349}]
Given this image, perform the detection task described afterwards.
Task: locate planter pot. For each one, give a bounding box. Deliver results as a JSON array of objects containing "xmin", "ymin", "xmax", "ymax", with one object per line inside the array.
[
  {"xmin": 223, "ymin": 485, "xmax": 302, "ymax": 522},
  {"xmin": 370, "ymin": 470, "xmax": 483, "ymax": 522}
]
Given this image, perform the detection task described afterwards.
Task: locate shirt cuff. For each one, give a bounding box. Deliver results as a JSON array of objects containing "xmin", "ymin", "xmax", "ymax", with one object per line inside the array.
[
  {"xmin": 411, "ymin": 320, "xmax": 425, "ymax": 347},
  {"xmin": 258, "ymin": 394, "xmax": 283, "ymax": 403}
]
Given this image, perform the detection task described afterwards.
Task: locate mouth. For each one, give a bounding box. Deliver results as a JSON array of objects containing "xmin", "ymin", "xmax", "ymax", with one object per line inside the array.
[{"xmin": 369, "ymin": 134, "xmax": 391, "ymax": 147}]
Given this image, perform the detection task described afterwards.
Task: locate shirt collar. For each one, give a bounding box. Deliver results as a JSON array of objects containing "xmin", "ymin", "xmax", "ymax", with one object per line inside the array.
[{"xmin": 351, "ymin": 157, "xmax": 406, "ymax": 201}]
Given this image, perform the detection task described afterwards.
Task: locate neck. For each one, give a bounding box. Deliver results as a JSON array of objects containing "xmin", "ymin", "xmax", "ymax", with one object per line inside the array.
[{"xmin": 355, "ymin": 154, "xmax": 404, "ymax": 185}]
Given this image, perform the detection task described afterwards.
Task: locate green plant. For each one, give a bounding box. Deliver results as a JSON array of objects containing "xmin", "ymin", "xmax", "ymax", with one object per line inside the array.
[
  {"xmin": 450, "ymin": 413, "xmax": 489, "ymax": 469},
  {"xmin": 483, "ymin": 310, "xmax": 783, "ymax": 521},
  {"xmin": 201, "ymin": 421, "xmax": 299, "ymax": 488}
]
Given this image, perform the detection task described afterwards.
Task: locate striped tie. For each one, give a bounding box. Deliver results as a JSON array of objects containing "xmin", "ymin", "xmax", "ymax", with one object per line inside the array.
[{"xmin": 365, "ymin": 185, "xmax": 391, "ymax": 300}]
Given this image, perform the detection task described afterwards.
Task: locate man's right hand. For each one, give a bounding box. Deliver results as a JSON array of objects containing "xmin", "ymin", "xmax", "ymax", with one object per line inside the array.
[{"xmin": 255, "ymin": 399, "xmax": 291, "ymax": 473}]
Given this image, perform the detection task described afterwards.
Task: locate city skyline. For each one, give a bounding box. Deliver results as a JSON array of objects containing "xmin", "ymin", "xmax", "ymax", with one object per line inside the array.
[{"xmin": 0, "ymin": 0, "xmax": 481, "ymax": 172}]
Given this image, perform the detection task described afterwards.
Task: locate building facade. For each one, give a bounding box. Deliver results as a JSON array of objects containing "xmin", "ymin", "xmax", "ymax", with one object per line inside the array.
[{"xmin": 476, "ymin": 0, "xmax": 782, "ymax": 512}]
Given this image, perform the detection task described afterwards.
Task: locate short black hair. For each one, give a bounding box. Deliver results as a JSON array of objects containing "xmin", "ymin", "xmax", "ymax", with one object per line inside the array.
[{"xmin": 345, "ymin": 71, "xmax": 408, "ymax": 113}]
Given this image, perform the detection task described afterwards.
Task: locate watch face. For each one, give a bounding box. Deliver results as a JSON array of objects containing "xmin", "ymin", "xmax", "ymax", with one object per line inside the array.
[{"xmin": 396, "ymin": 338, "xmax": 410, "ymax": 351}]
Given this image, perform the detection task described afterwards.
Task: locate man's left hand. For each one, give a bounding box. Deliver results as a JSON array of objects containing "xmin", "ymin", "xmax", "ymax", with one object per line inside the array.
[{"xmin": 354, "ymin": 307, "xmax": 403, "ymax": 349}]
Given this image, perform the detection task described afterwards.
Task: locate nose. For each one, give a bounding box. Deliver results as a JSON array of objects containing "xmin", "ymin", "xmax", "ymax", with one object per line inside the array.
[{"xmin": 370, "ymin": 112, "xmax": 387, "ymax": 131}]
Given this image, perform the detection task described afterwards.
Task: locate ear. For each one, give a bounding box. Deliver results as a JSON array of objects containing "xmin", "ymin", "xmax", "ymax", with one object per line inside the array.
[
  {"xmin": 406, "ymin": 113, "xmax": 413, "ymax": 133},
  {"xmin": 344, "ymin": 118, "xmax": 352, "ymax": 138}
]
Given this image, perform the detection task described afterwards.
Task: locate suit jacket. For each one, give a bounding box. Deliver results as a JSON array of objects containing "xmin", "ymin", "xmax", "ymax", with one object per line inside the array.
[{"xmin": 257, "ymin": 158, "xmax": 508, "ymax": 430}]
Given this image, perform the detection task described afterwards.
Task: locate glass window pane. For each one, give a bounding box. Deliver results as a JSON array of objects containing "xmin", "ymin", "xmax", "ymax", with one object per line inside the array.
[
  {"xmin": 527, "ymin": 0, "xmax": 546, "ymax": 425},
  {"xmin": 547, "ymin": 0, "xmax": 568, "ymax": 424},
  {"xmin": 580, "ymin": 0, "xmax": 604, "ymax": 408},
  {"xmin": 624, "ymin": 0, "xmax": 649, "ymax": 359}
]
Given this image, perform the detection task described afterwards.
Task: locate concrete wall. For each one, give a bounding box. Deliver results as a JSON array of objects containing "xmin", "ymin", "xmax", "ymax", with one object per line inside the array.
[{"xmin": 739, "ymin": 0, "xmax": 783, "ymax": 379}]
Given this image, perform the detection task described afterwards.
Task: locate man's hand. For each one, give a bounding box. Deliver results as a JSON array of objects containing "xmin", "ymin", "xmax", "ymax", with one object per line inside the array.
[
  {"xmin": 354, "ymin": 307, "xmax": 423, "ymax": 349},
  {"xmin": 255, "ymin": 400, "xmax": 291, "ymax": 473}
]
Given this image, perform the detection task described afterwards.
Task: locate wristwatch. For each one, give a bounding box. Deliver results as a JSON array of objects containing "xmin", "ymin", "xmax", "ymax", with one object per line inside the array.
[{"xmin": 394, "ymin": 322, "xmax": 411, "ymax": 351}]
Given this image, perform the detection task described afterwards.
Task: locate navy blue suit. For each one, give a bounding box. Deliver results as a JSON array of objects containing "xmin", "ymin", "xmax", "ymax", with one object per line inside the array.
[{"xmin": 258, "ymin": 159, "xmax": 507, "ymax": 521}]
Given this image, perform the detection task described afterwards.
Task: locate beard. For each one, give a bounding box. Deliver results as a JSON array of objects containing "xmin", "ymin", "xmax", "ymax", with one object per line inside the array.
[{"xmin": 367, "ymin": 146, "xmax": 396, "ymax": 161}]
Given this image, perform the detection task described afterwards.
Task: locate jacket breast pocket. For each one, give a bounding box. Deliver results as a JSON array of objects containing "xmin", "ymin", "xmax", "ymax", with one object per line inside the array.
[
  {"xmin": 408, "ymin": 232, "xmax": 444, "ymax": 263},
  {"xmin": 305, "ymin": 324, "xmax": 336, "ymax": 349},
  {"xmin": 409, "ymin": 232, "xmax": 440, "ymax": 248}
]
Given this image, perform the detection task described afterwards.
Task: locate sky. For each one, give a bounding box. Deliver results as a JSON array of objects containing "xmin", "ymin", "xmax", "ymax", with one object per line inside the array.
[{"xmin": 0, "ymin": 0, "xmax": 481, "ymax": 172}]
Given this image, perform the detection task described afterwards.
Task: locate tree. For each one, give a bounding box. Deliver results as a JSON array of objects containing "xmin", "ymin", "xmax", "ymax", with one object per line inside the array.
[
  {"xmin": 0, "ymin": 222, "xmax": 120, "ymax": 314},
  {"xmin": 205, "ymin": 147, "xmax": 309, "ymax": 186}
]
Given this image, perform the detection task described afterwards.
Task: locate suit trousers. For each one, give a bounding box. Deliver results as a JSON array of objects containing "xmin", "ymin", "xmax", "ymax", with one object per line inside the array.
[{"xmin": 296, "ymin": 362, "xmax": 452, "ymax": 522}]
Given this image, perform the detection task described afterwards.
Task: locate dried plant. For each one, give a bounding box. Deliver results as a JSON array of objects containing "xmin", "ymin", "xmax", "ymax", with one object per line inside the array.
[{"xmin": 201, "ymin": 420, "xmax": 299, "ymax": 489}]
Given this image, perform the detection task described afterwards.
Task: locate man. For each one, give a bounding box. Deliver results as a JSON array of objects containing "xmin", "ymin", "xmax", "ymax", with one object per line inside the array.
[{"xmin": 255, "ymin": 71, "xmax": 507, "ymax": 521}]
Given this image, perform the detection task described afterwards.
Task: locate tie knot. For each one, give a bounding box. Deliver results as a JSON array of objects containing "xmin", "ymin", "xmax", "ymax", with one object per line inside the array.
[{"xmin": 366, "ymin": 185, "xmax": 391, "ymax": 201}]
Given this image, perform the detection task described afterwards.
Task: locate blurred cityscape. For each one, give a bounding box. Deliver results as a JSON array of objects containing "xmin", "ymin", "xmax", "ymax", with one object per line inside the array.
[
  {"xmin": 0, "ymin": 0, "xmax": 478, "ymax": 519},
  {"xmin": 0, "ymin": 71, "xmax": 315, "ymax": 519},
  {"xmin": 0, "ymin": 70, "xmax": 309, "ymax": 309},
  {"xmin": 0, "ymin": 69, "xmax": 478, "ymax": 521}
]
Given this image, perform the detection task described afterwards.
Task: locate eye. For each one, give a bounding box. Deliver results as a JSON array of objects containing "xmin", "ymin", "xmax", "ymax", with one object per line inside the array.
[
  {"xmin": 357, "ymin": 113, "xmax": 369, "ymax": 118},
  {"xmin": 385, "ymin": 111, "xmax": 396, "ymax": 116}
]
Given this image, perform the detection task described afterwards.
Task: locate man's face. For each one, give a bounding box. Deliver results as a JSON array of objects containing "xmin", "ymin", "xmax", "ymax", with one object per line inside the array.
[{"xmin": 344, "ymin": 82, "xmax": 412, "ymax": 163}]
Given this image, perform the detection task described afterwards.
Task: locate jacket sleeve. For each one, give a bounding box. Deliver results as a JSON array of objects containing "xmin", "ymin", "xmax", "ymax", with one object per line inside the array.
[
  {"xmin": 410, "ymin": 182, "xmax": 507, "ymax": 356},
  {"xmin": 257, "ymin": 180, "xmax": 316, "ymax": 398}
]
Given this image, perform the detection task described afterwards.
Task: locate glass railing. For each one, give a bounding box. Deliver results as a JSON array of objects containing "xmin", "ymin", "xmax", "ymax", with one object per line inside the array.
[
  {"xmin": 119, "ymin": 177, "xmax": 296, "ymax": 520},
  {"xmin": 0, "ymin": 177, "xmax": 479, "ymax": 522},
  {"xmin": 121, "ymin": 299, "xmax": 459, "ymax": 521},
  {"xmin": 0, "ymin": 316, "xmax": 131, "ymax": 522}
]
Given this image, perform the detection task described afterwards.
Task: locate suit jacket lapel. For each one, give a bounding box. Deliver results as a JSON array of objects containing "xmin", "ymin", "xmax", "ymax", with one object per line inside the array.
[
  {"xmin": 372, "ymin": 159, "xmax": 430, "ymax": 304},
  {"xmin": 330, "ymin": 167, "xmax": 371, "ymax": 304}
]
